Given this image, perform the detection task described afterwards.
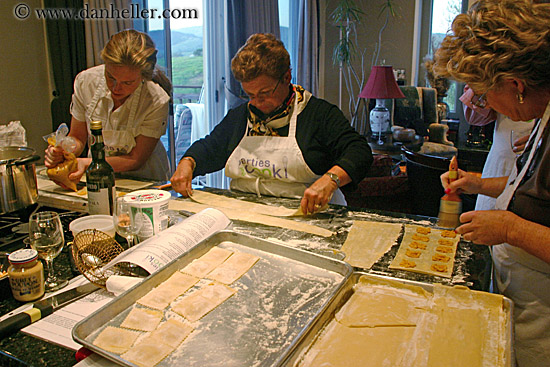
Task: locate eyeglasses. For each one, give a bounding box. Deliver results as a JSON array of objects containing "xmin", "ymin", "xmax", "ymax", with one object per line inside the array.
[
  {"xmin": 471, "ymin": 91, "xmax": 488, "ymax": 108},
  {"xmin": 241, "ymin": 76, "xmax": 284, "ymax": 102}
]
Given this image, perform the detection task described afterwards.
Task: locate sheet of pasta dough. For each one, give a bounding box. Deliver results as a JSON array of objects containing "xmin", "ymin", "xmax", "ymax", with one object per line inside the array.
[
  {"xmin": 299, "ymin": 276, "xmax": 508, "ymax": 367},
  {"xmin": 300, "ymin": 320, "xmax": 415, "ymax": 367},
  {"xmin": 206, "ymin": 251, "xmax": 260, "ymax": 284},
  {"xmin": 340, "ymin": 221, "xmax": 402, "ymax": 269},
  {"xmin": 389, "ymin": 225, "xmax": 460, "ymax": 278},
  {"xmin": 168, "ymin": 199, "xmax": 334, "ymax": 237},
  {"xmin": 190, "ymin": 190, "xmax": 302, "ymax": 216}
]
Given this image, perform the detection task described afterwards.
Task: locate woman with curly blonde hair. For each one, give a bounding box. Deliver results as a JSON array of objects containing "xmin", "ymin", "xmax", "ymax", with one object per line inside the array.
[
  {"xmin": 45, "ymin": 29, "xmax": 171, "ymax": 183},
  {"xmin": 435, "ymin": 0, "xmax": 550, "ymax": 365}
]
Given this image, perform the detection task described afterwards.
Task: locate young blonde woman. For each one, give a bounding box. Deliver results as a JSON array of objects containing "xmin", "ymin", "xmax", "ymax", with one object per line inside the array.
[{"xmin": 45, "ymin": 29, "xmax": 171, "ymax": 184}]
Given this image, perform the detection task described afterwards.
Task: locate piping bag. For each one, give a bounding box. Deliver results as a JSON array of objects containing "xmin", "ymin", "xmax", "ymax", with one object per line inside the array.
[
  {"xmin": 438, "ymin": 156, "xmax": 462, "ymax": 228},
  {"xmin": 43, "ymin": 123, "xmax": 79, "ymax": 191}
]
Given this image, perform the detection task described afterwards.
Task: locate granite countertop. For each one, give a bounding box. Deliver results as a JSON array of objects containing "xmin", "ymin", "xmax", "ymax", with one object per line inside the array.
[{"xmin": 0, "ymin": 188, "xmax": 491, "ymax": 366}]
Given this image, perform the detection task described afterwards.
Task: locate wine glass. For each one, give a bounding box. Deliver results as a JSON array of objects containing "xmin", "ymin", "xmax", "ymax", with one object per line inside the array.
[
  {"xmin": 28, "ymin": 211, "xmax": 68, "ymax": 291},
  {"xmin": 113, "ymin": 196, "xmax": 143, "ymax": 249}
]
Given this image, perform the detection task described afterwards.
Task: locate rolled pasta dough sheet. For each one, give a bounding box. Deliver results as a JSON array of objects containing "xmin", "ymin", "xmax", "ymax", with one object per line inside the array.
[{"xmin": 340, "ymin": 221, "xmax": 402, "ymax": 269}]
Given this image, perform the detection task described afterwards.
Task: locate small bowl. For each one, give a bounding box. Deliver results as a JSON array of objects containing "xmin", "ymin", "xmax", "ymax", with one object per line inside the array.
[{"xmin": 69, "ymin": 215, "xmax": 115, "ymax": 238}]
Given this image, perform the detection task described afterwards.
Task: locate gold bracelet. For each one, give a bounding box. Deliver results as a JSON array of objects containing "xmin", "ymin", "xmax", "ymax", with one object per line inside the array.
[{"xmin": 182, "ymin": 156, "xmax": 196, "ymax": 172}]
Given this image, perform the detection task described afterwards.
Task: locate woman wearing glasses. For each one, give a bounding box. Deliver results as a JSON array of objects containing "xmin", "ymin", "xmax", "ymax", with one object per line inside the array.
[
  {"xmin": 171, "ymin": 33, "xmax": 372, "ymax": 214},
  {"xmin": 435, "ymin": 1, "xmax": 550, "ymax": 365},
  {"xmin": 45, "ymin": 30, "xmax": 171, "ymax": 184}
]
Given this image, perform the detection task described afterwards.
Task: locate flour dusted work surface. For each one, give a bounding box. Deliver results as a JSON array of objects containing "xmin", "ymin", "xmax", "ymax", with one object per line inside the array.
[
  {"xmin": 389, "ymin": 225, "xmax": 460, "ymax": 278},
  {"xmin": 73, "ymin": 231, "xmax": 352, "ymax": 367},
  {"xmin": 340, "ymin": 221, "xmax": 402, "ymax": 269},
  {"xmin": 286, "ymin": 273, "xmax": 512, "ymax": 367}
]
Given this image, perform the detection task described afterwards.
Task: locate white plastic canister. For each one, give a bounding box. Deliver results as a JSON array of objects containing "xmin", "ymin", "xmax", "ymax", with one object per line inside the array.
[{"xmin": 125, "ymin": 189, "xmax": 171, "ymax": 239}]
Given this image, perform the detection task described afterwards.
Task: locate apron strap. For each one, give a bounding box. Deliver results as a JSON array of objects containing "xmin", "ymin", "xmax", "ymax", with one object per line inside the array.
[
  {"xmin": 85, "ymin": 77, "xmax": 107, "ymax": 125},
  {"xmin": 495, "ymin": 100, "xmax": 550, "ymax": 210}
]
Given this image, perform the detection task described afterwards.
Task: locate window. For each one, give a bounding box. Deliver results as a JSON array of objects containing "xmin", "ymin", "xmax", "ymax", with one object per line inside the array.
[
  {"xmin": 133, "ymin": 0, "xmax": 221, "ymax": 181},
  {"xmin": 278, "ymin": 0, "xmax": 298, "ymax": 84},
  {"xmin": 429, "ymin": 0, "xmax": 466, "ymax": 117},
  {"xmin": 418, "ymin": 0, "xmax": 468, "ymax": 119}
]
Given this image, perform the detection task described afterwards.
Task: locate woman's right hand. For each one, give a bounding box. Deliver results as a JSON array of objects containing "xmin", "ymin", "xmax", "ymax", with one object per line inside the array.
[
  {"xmin": 44, "ymin": 145, "xmax": 65, "ymax": 168},
  {"xmin": 440, "ymin": 168, "xmax": 483, "ymax": 195},
  {"xmin": 170, "ymin": 158, "xmax": 195, "ymax": 197}
]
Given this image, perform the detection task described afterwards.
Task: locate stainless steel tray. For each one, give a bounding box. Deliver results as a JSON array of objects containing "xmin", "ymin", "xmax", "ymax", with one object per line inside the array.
[
  {"xmin": 73, "ymin": 230, "xmax": 352, "ymax": 367},
  {"xmin": 281, "ymin": 272, "xmax": 514, "ymax": 367}
]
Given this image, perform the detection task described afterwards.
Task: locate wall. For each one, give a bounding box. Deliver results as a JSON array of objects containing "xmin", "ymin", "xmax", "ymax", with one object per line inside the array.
[
  {"xmin": 0, "ymin": 0, "xmax": 52, "ymax": 161},
  {"xmin": 320, "ymin": 0, "xmax": 417, "ymax": 119}
]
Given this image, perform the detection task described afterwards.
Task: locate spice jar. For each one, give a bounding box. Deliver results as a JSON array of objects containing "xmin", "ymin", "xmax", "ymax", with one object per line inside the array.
[{"xmin": 8, "ymin": 249, "xmax": 45, "ymax": 302}]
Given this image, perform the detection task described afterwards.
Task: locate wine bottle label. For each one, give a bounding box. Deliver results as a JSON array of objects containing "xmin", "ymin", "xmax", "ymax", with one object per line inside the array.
[{"xmin": 88, "ymin": 186, "xmax": 115, "ymax": 215}]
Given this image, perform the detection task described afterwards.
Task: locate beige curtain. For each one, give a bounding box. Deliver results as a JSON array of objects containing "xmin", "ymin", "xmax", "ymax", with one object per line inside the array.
[{"xmin": 84, "ymin": 0, "xmax": 132, "ymax": 67}]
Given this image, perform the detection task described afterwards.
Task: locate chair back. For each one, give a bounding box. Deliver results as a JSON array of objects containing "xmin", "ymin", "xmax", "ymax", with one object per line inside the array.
[{"xmin": 401, "ymin": 146, "xmax": 450, "ymax": 217}]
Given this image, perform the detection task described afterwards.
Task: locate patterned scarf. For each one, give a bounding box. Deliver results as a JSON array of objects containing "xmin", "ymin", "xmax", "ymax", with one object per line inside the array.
[{"xmin": 247, "ymin": 85, "xmax": 307, "ymax": 136}]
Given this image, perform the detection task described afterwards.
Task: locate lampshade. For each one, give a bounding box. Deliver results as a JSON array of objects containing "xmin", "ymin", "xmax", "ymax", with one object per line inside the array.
[{"xmin": 359, "ymin": 66, "xmax": 405, "ymax": 99}]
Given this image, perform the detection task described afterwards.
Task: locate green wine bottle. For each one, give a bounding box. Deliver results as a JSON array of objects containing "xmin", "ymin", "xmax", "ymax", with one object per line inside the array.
[{"xmin": 86, "ymin": 121, "xmax": 115, "ymax": 215}]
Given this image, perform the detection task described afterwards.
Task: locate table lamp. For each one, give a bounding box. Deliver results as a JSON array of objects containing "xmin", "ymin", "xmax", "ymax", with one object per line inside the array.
[{"xmin": 359, "ymin": 66, "xmax": 405, "ymax": 144}]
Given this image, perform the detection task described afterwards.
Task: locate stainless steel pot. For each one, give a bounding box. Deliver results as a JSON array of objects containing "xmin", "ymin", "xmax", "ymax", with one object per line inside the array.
[{"xmin": 0, "ymin": 146, "xmax": 40, "ymax": 215}]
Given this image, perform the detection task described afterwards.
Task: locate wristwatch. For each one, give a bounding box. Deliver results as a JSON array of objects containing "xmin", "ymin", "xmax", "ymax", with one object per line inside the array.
[{"xmin": 325, "ymin": 172, "xmax": 341, "ymax": 187}]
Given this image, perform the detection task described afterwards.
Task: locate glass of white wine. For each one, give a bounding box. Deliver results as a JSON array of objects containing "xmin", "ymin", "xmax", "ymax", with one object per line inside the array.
[
  {"xmin": 28, "ymin": 211, "xmax": 68, "ymax": 291},
  {"xmin": 113, "ymin": 196, "xmax": 143, "ymax": 249}
]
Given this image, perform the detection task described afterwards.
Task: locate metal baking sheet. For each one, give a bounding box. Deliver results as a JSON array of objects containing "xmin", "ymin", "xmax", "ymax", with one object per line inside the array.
[
  {"xmin": 73, "ymin": 230, "xmax": 352, "ymax": 367},
  {"xmin": 281, "ymin": 272, "xmax": 514, "ymax": 367}
]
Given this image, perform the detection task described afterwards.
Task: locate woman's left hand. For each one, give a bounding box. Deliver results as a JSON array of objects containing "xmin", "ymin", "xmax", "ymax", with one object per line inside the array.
[
  {"xmin": 456, "ymin": 210, "xmax": 518, "ymax": 245},
  {"xmin": 301, "ymin": 175, "xmax": 337, "ymax": 215},
  {"xmin": 68, "ymin": 158, "xmax": 89, "ymax": 183}
]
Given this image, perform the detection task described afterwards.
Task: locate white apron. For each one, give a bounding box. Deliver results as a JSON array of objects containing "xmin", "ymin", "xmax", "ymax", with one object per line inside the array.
[
  {"xmin": 85, "ymin": 79, "xmax": 169, "ymax": 181},
  {"xmin": 475, "ymin": 115, "xmax": 534, "ymax": 211},
  {"xmin": 492, "ymin": 101, "xmax": 550, "ymax": 367},
  {"xmin": 225, "ymin": 96, "xmax": 346, "ymax": 205}
]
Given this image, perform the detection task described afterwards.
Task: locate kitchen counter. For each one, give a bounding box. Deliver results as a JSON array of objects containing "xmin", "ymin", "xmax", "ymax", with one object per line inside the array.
[{"xmin": 0, "ymin": 187, "xmax": 491, "ymax": 366}]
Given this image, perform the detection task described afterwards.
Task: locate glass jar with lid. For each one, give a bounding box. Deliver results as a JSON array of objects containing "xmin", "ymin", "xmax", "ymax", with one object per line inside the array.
[{"xmin": 8, "ymin": 248, "xmax": 45, "ymax": 301}]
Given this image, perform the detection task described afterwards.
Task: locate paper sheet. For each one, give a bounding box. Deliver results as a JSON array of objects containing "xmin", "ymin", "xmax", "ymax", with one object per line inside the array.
[
  {"xmin": 105, "ymin": 208, "xmax": 231, "ymax": 274},
  {"xmin": 19, "ymin": 276, "xmax": 114, "ymax": 351}
]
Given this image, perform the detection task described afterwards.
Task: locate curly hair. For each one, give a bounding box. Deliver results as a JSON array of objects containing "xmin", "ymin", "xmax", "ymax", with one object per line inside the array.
[
  {"xmin": 231, "ymin": 33, "xmax": 290, "ymax": 82},
  {"xmin": 433, "ymin": 0, "xmax": 550, "ymax": 94},
  {"xmin": 101, "ymin": 29, "xmax": 171, "ymax": 95}
]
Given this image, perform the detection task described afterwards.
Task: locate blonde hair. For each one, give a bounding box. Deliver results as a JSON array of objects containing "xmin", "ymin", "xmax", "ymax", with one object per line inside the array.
[
  {"xmin": 101, "ymin": 29, "xmax": 172, "ymax": 96},
  {"xmin": 231, "ymin": 33, "xmax": 290, "ymax": 82},
  {"xmin": 433, "ymin": 0, "xmax": 550, "ymax": 94}
]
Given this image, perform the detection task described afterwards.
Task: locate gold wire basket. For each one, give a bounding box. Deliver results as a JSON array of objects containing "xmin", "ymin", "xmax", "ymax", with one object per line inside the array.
[{"xmin": 71, "ymin": 229, "xmax": 129, "ymax": 288}]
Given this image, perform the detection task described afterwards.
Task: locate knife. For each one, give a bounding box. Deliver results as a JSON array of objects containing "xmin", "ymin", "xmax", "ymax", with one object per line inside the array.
[{"xmin": 0, "ymin": 282, "xmax": 99, "ymax": 339}]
